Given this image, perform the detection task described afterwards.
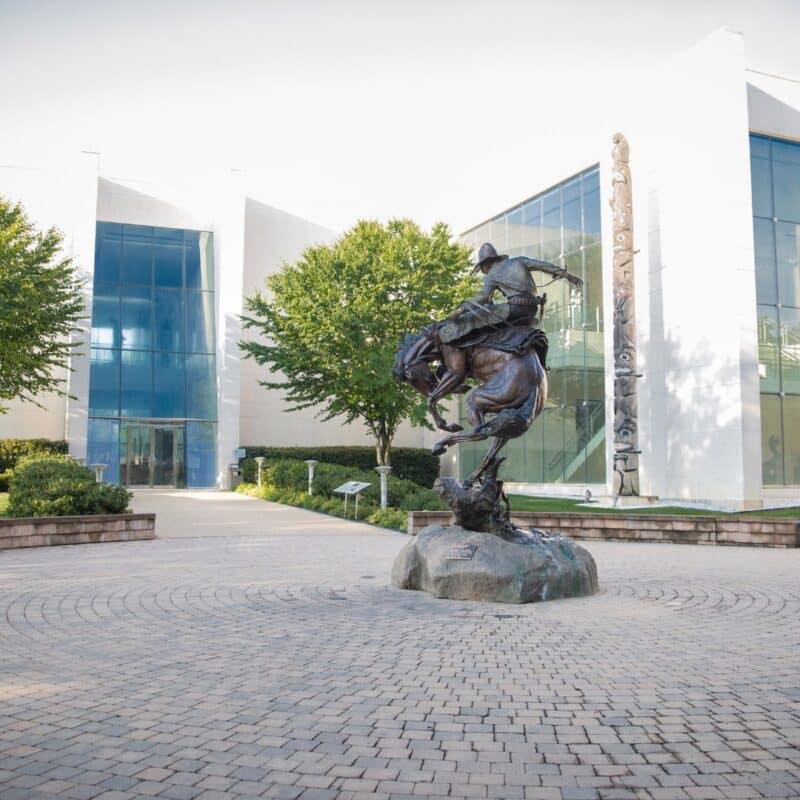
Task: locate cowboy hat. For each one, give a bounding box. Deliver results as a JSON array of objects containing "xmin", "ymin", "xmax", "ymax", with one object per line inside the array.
[{"xmin": 472, "ymin": 242, "xmax": 508, "ymax": 273}]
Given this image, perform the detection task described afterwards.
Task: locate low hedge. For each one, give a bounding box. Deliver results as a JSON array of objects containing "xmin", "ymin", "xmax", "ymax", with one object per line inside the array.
[
  {"xmin": 242, "ymin": 458, "xmax": 446, "ymax": 512},
  {"xmin": 241, "ymin": 446, "xmax": 439, "ymax": 487},
  {"xmin": 8, "ymin": 455, "xmax": 131, "ymax": 518},
  {"xmin": 237, "ymin": 482, "xmax": 409, "ymax": 532},
  {"xmin": 0, "ymin": 438, "xmax": 68, "ymax": 490}
]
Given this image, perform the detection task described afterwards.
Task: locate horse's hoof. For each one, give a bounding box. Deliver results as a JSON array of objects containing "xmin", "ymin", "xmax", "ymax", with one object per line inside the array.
[
  {"xmin": 445, "ymin": 423, "xmax": 463, "ymax": 433},
  {"xmin": 431, "ymin": 443, "xmax": 447, "ymax": 457}
]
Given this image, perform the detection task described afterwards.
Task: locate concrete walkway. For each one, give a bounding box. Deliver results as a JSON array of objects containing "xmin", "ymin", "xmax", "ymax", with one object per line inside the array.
[
  {"xmin": 130, "ymin": 488, "xmax": 386, "ymax": 539},
  {"xmin": 1, "ymin": 490, "xmax": 799, "ymax": 799}
]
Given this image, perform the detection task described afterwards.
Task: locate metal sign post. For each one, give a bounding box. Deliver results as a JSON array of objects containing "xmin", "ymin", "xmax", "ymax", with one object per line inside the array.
[{"xmin": 333, "ymin": 481, "xmax": 371, "ymax": 519}]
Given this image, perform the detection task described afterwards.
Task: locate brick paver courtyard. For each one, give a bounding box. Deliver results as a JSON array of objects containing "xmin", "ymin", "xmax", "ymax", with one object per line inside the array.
[{"xmin": 0, "ymin": 492, "xmax": 799, "ymax": 800}]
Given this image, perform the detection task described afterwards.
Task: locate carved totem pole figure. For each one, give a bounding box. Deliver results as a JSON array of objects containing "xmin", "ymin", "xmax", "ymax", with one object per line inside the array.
[{"xmin": 610, "ymin": 133, "xmax": 640, "ymax": 496}]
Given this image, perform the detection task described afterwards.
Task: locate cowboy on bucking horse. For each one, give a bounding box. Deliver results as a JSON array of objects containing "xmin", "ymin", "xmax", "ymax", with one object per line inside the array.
[{"xmin": 441, "ymin": 242, "xmax": 583, "ymax": 344}]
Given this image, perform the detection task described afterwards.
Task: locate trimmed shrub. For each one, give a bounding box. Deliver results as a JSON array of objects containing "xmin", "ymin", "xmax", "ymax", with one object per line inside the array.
[
  {"xmin": 367, "ymin": 507, "xmax": 408, "ymax": 531},
  {"xmin": 8, "ymin": 455, "xmax": 131, "ymax": 518},
  {"xmin": 241, "ymin": 446, "xmax": 439, "ymax": 487},
  {"xmin": 0, "ymin": 438, "xmax": 68, "ymax": 472},
  {"xmin": 398, "ymin": 488, "xmax": 446, "ymax": 512}
]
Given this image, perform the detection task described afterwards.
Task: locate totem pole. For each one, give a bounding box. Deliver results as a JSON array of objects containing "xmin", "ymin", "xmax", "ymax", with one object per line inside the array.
[{"xmin": 610, "ymin": 132, "xmax": 640, "ymax": 497}]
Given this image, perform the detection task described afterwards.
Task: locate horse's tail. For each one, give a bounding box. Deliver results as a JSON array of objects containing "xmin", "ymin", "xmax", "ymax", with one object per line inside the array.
[{"xmin": 393, "ymin": 332, "xmax": 421, "ymax": 381}]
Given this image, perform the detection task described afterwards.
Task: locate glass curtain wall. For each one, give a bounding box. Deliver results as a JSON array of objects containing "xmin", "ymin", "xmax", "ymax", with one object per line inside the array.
[
  {"xmin": 751, "ymin": 134, "xmax": 800, "ymax": 485},
  {"xmin": 87, "ymin": 223, "xmax": 217, "ymax": 487},
  {"xmin": 458, "ymin": 165, "xmax": 605, "ymax": 484}
]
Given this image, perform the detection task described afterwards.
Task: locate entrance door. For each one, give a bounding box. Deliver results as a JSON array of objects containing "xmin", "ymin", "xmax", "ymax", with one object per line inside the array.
[{"xmin": 123, "ymin": 424, "xmax": 183, "ymax": 487}]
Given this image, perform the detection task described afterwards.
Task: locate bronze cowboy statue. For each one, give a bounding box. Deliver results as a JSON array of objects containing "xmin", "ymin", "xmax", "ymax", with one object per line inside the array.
[{"xmin": 394, "ymin": 242, "xmax": 582, "ymax": 487}]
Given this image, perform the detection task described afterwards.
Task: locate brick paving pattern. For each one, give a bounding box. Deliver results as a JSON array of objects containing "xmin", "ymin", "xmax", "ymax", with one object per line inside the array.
[{"xmin": 0, "ymin": 513, "xmax": 799, "ymax": 800}]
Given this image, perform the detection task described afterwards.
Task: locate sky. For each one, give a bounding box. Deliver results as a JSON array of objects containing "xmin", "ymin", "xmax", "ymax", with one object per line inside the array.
[{"xmin": 2, "ymin": 0, "xmax": 800, "ymax": 234}]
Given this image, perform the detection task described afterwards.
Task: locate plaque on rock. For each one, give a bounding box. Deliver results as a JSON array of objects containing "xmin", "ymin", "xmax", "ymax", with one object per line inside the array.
[{"xmin": 445, "ymin": 544, "xmax": 478, "ymax": 561}]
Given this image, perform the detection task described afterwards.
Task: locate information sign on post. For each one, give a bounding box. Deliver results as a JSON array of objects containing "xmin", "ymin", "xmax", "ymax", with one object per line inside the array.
[{"xmin": 333, "ymin": 481, "xmax": 371, "ymax": 520}]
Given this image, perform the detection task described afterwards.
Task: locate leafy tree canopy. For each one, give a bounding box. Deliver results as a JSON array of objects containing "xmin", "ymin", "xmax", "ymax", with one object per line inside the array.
[
  {"xmin": 240, "ymin": 219, "xmax": 477, "ymax": 464},
  {"xmin": 0, "ymin": 197, "xmax": 84, "ymax": 412}
]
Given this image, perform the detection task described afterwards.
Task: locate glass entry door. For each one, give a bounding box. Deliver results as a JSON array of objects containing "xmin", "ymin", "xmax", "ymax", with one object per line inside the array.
[{"xmin": 122, "ymin": 423, "xmax": 185, "ymax": 487}]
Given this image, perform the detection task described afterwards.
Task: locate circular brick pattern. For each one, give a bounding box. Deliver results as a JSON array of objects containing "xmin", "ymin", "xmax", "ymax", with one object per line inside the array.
[{"xmin": 0, "ymin": 534, "xmax": 798, "ymax": 800}]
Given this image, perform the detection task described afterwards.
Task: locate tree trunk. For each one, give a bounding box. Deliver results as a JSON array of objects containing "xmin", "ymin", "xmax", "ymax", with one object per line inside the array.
[{"xmin": 375, "ymin": 434, "xmax": 392, "ymax": 466}]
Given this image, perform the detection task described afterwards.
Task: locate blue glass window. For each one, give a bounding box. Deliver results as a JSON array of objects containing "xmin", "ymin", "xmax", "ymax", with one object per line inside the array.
[
  {"xmin": 773, "ymin": 141, "xmax": 800, "ymax": 223},
  {"xmin": 154, "ymin": 227, "xmax": 183, "ymax": 287},
  {"xmin": 751, "ymin": 133, "xmax": 800, "ymax": 486},
  {"xmin": 186, "ymin": 291, "xmax": 215, "ymax": 353},
  {"xmin": 121, "ymin": 350, "xmax": 153, "ymax": 418},
  {"xmin": 89, "ymin": 348, "xmax": 120, "ymax": 417},
  {"xmin": 121, "ymin": 225, "xmax": 153, "ymax": 286},
  {"xmin": 186, "ymin": 354, "xmax": 216, "ymax": 419},
  {"xmin": 459, "ymin": 165, "xmax": 604, "ymax": 485},
  {"xmin": 154, "ymin": 288, "xmax": 184, "ymax": 352},
  {"xmin": 121, "ymin": 285, "xmax": 153, "ymax": 350},
  {"xmin": 87, "ymin": 419, "xmax": 120, "ymax": 485},
  {"xmin": 186, "ymin": 421, "xmax": 216, "ymax": 487},
  {"xmin": 89, "ymin": 222, "xmax": 216, "ymax": 486},
  {"xmin": 185, "ymin": 231, "xmax": 214, "ymax": 291},
  {"xmin": 153, "ymin": 351, "xmax": 186, "ymax": 418},
  {"xmin": 91, "ymin": 285, "xmax": 121, "ymax": 349},
  {"xmin": 94, "ymin": 223, "xmax": 122, "ymax": 284}
]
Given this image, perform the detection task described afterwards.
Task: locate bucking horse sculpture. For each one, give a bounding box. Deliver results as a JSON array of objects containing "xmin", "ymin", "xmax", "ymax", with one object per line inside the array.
[{"xmin": 394, "ymin": 242, "xmax": 583, "ymax": 489}]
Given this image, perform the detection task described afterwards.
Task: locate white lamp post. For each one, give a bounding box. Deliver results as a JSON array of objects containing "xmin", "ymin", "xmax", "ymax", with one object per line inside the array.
[
  {"xmin": 255, "ymin": 456, "xmax": 266, "ymax": 487},
  {"xmin": 375, "ymin": 465, "xmax": 392, "ymax": 509},
  {"xmin": 90, "ymin": 463, "xmax": 107, "ymax": 483},
  {"xmin": 304, "ymin": 460, "xmax": 319, "ymax": 495}
]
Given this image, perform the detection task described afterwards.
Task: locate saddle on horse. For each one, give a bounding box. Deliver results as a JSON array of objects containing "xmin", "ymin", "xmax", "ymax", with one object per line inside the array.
[{"xmin": 447, "ymin": 324, "xmax": 549, "ymax": 370}]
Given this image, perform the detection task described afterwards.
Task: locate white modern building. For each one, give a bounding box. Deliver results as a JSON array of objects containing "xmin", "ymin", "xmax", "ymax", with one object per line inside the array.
[
  {"xmin": 0, "ymin": 166, "xmax": 429, "ymax": 488},
  {"xmin": 2, "ymin": 29, "xmax": 799, "ymax": 508},
  {"xmin": 457, "ymin": 29, "xmax": 800, "ymax": 510}
]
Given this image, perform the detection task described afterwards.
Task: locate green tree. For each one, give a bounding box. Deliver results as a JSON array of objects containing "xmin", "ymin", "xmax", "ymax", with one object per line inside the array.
[
  {"xmin": 0, "ymin": 196, "xmax": 84, "ymax": 411},
  {"xmin": 240, "ymin": 219, "xmax": 477, "ymax": 465}
]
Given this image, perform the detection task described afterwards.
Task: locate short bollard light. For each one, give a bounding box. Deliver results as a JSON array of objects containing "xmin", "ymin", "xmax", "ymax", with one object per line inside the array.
[
  {"xmin": 90, "ymin": 463, "xmax": 107, "ymax": 483},
  {"xmin": 255, "ymin": 456, "xmax": 266, "ymax": 487},
  {"xmin": 304, "ymin": 460, "xmax": 319, "ymax": 495},
  {"xmin": 375, "ymin": 465, "xmax": 392, "ymax": 510}
]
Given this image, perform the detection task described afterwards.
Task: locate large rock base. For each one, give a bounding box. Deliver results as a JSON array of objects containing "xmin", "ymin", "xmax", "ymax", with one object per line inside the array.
[{"xmin": 392, "ymin": 524, "xmax": 598, "ymax": 604}]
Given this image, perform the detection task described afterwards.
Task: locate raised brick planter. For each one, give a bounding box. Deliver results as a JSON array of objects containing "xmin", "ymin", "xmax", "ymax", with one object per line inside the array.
[
  {"xmin": 407, "ymin": 510, "xmax": 799, "ymax": 548},
  {"xmin": 0, "ymin": 513, "xmax": 156, "ymax": 550}
]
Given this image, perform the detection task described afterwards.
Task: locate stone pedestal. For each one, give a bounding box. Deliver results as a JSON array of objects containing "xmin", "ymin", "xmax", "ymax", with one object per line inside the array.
[{"xmin": 392, "ymin": 524, "xmax": 598, "ymax": 604}]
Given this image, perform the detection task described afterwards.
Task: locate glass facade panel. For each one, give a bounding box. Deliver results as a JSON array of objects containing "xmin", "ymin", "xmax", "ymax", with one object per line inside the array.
[
  {"xmin": 186, "ymin": 354, "xmax": 217, "ymax": 420},
  {"xmin": 784, "ymin": 396, "xmax": 800, "ymax": 484},
  {"xmin": 87, "ymin": 419, "xmax": 120, "ymax": 485},
  {"xmin": 94, "ymin": 223, "xmax": 121, "ymax": 284},
  {"xmin": 750, "ymin": 144, "xmax": 773, "ymax": 219},
  {"xmin": 186, "ymin": 291, "xmax": 215, "ymax": 353},
  {"xmin": 121, "ymin": 350, "xmax": 153, "ymax": 418},
  {"xmin": 760, "ymin": 394, "xmax": 783, "ymax": 485},
  {"xmin": 757, "ymin": 305, "xmax": 780, "ymax": 393},
  {"xmin": 121, "ymin": 225, "xmax": 153, "ymax": 286},
  {"xmin": 751, "ymin": 133, "xmax": 800, "ymax": 485},
  {"xmin": 88, "ymin": 347, "xmax": 120, "ymax": 417},
  {"xmin": 772, "ymin": 141, "xmax": 800, "ymax": 223},
  {"xmin": 91, "ymin": 286, "xmax": 120, "ymax": 349},
  {"xmin": 753, "ymin": 218, "xmax": 777, "ymax": 304},
  {"xmin": 458, "ymin": 165, "xmax": 605, "ymax": 485},
  {"xmin": 186, "ymin": 421, "xmax": 217, "ymax": 488},
  {"xmin": 781, "ymin": 307, "xmax": 800, "ymax": 394},
  {"xmin": 88, "ymin": 222, "xmax": 217, "ymax": 487},
  {"xmin": 121, "ymin": 285, "xmax": 153, "ymax": 350},
  {"xmin": 154, "ymin": 288, "xmax": 184, "ymax": 352},
  {"xmin": 776, "ymin": 221, "xmax": 800, "ymax": 307},
  {"xmin": 153, "ymin": 351, "xmax": 186, "ymax": 418}
]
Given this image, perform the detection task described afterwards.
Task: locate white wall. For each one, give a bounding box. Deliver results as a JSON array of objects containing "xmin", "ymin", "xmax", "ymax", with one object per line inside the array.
[
  {"xmin": 238, "ymin": 197, "xmax": 428, "ymax": 452},
  {"xmin": 616, "ymin": 30, "xmax": 761, "ymax": 508}
]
